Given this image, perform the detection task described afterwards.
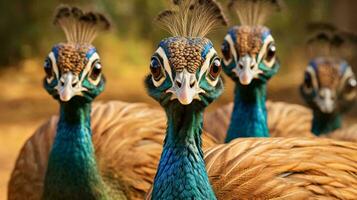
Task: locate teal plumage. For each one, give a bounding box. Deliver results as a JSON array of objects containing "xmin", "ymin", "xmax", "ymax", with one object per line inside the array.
[
  {"xmin": 150, "ymin": 102, "xmax": 216, "ymax": 199},
  {"xmin": 226, "ymin": 83, "xmax": 269, "ymax": 141},
  {"xmin": 219, "ymin": 0, "xmax": 282, "ymax": 141},
  {"xmin": 146, "ymin": 0, "xmax": 227, "ymax": 198},
  {"xmin": 43, "ymin": 100, "xmax": 110, "ymax": 200}
]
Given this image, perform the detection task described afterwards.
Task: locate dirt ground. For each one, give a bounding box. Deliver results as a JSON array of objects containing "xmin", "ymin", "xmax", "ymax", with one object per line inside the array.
[{"xmin": 0, "ymin": 59, "xmax": 356, "ymax": 199}]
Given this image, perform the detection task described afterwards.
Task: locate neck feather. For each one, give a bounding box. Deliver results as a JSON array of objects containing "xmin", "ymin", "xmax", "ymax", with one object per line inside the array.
[
  {"xmin": 152, "ymin": 103, "xmax": 216, "ymax": 200},
  {"xmin": 43, "ymin": 100, "xmax": 109, "ymax": 200},
  {"xmin": 226, "ymin": 82, "xmax": 269, "ymax": 142},
  {"xmin": 312, "ymin": 111, "xmax": 342, "ymax": 135}
]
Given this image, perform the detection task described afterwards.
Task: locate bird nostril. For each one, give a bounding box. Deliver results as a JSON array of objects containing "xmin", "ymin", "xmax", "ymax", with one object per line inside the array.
[
  {"xmin": 176, "ymin": 80, "xmax": 182, "ymax": 88},
  {"xmin": 190, "ymin": 81, "xmax": 195, "ymax": 88}
]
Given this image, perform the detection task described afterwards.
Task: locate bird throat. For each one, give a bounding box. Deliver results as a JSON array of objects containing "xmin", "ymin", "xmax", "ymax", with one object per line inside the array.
[
  {"xmin": 312, "ymin": 111, "xmax": 342, "ymax": 136},
  {"xmin": 43, "ymin": 100, "xmax": 110, "ymax": 200},
  {"xmin": 226, "ymin": 81, "xmax": 269, "ymax": 142},
  {"xmin": 152, "ymin": 102, "xmax": 216, "ymax": 200}
]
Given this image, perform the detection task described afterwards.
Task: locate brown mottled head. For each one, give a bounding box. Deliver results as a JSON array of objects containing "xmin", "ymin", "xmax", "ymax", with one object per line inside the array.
[
  {"xmin": 301, "ymin": 57, "xmax": 356, "ymax": 114},
  {"xmin": 147, "ymin": 36, "xmax": 222, "ymax": 106},
  {"xmin": 221, "ymin": 25, "xmax": 278, "ymax": 85},
  {"xmin": 221, "ymin": 0, "xmax": 282, "ymax": 85}
]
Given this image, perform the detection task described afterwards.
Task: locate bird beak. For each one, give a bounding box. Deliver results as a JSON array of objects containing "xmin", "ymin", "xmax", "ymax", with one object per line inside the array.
[
  {"xmin": 234, "ymin": 55, "xmax": 256, "ymax": 85},
  {"xmin": 315, "ymin": 88, "xmax": 335, "ymax": 113},
  {"xmin": 167, "ymin": 70, "xmax": 203, "ymax": 105},
  {"xmin": 57, "ymin": 72, "xmax": 79, "ymax": 102}
]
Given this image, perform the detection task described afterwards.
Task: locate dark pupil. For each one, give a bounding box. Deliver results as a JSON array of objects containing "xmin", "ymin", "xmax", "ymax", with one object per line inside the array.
[
  {"xmin": 150, "ymin": 59, "xmax": 162, "ymax": 80},
  {"xmin": 91, "ymin": 63, "xmax": 102, "ymax": 80},
  {"xmin": 266, "ymin": 45, "xmax": 276, "ymax": 61},
  {"xmin": 44, "ymin": 59, "xmax": 53, "ymax": 78},
  {"xmin": 221, "ymin": 41, "xmax": 231, "ymax": 61},
  {"xmin": 304, "ymin": 73, "xmax": 312, "ymax": 88},
  {"xmin": 212, "ymin": 65, "xmax": 219, "ymax": 73}
]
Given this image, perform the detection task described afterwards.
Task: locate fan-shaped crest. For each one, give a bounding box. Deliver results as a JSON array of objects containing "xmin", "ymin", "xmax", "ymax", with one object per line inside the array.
[
  {"xmin": 156, "ymin": 0, "xmax": 228, "ymax": 37},
  {"xmin": 53, "ymin": 5, "xmax": 111, "ymax": 44}
]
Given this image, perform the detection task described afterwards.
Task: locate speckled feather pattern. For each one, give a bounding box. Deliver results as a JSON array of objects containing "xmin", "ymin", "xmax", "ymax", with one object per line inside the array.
[
  {"xmin": 167, "ymin": 37, "xmax": 210, "ymax": 73},
  {"xmin": 57, "ymin": 43, "xmax": 90, "ymax": 75},
  {"xmin": 7, "ymin": 101, "xmax": 218, "ymax": 200},
  {"xmin": 235, "ymin": 26, "xmax": 266, "ymax": 56},
  {"xmin": 315, "ymin": 59, "xmax": 340, "ymax": 88}
]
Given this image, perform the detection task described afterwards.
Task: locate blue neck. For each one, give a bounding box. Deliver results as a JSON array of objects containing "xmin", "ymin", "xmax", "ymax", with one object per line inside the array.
[
  {"xmin": 226, "ymin": 82, "xmax": 269, "ymax": 142},
  {"xmin": 152, "ymin": 103, "xmax": 216, "ymax": 200},
  {"xmin": 43, "ymin": 100, "xmax": 109, "ymax": 200},
  {"xmin": 312, "ymin": 111, "xmax": 342, "ymax": 136}
]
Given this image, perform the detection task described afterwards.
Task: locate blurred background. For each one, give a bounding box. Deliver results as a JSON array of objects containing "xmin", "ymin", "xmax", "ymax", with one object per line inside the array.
[{"xmin": 0, "ymin": 0, "xmax": 356, "ymax": 198}]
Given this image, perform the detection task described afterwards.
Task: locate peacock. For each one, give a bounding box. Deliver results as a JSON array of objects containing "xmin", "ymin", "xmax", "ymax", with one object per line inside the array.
[
  {"xmin": 145, "ymin": 1, "xmax": 357, "ymax": 199},
  {"xmin": 203, "ymin": 1, "xmax": 357, "ymax": 143},
  {"xmin": 301, "ymin": 25, "xmax": 357, "ymax": 136},
  {"xmin": 7, "ymin": 5, "xmax": 217, "ymax": 200},
  {"xmin": 204, "ymin": 18, "xmax": 357, "ymax": 142}
]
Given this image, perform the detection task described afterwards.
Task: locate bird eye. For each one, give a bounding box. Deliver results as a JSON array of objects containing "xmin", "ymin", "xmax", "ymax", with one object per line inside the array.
[
  {"xmin": 44, "ymin": 58, "xmax": 53, "ymax": 79},
  {"xmin": 89, "ymin": 61, "xmax": 102, "ymax": 81},
  {"xmin": 345, "ymin": 78, "xmax": 357, "ymax": 94},
  {"xmin": 221, "ymin": 40, "xmax": 231, "ymax": 61},
  {"xmin": 304, "ymin": 72, "xmax": 313, "ymax": 89},
  {"xmin": 150, "ymin": 57, "xmax": 164, "ymax": 81},
  {"xmin": 265, "ymin": 43, "xmax": 276, "ymax": 62},
  {"xmin": 209, "ymin": 58, "xmax": 222, "ymax": 80}
]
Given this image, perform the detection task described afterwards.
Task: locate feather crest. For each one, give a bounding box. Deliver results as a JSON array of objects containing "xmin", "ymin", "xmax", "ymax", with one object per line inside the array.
[
  {"xmin": 156, "ymin": 0, "xmax": 228, "ymax": 37},
  {"xmin": 228, "ymin": 0, "xmax": 282, "ymax": 26},
  {"xmin": 53, "ymin": 5, "xmax": 111, "ymax": 44},
  {"xmin": 307, "ymin": 22, "xmax": 357, "ymax": 60}
]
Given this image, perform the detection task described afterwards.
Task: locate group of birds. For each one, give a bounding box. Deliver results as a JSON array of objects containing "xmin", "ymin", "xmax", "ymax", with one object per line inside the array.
[{"xmin": 7, "ymin": 0, "xmax": 357, "ymax": 200}]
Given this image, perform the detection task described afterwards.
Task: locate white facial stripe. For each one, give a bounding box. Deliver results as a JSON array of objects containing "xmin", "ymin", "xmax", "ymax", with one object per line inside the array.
[
  {"xmin": 339, "ymin": 66, "xmax": 354, "ymax": 92},
  {"xmin": 48, "ymin": 52, "xmax": 59, "ymax": 80},
  {"xmin": 155, "ymin": 47, "xmax": 173, "ymax": 85},
  {"xmin": 257, "ymin": 35, "xmax": 274, "ymax": 64},
  {"xmin": 224, "ymin": 34, "xmax": 237, "ymax": 66},
  {"xmin": 80, "ymin": 52, "xmax": 100, "ymax": 83},
  {"xmin": 199, "ymin": 48, "xmax": 217, "ymax": 82},
  {"xmin": 306, "ymin": 66, "xmax": 318, "ymax": 89}
]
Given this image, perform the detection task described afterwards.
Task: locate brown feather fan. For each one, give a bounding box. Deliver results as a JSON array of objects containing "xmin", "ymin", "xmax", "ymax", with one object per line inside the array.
[
  {"xmin": 204, "ymin": 101, "xmax": 314, "ymax": 143},
  {"xmin": 156, "ymin": 0, "xmax": 228, "ymax": 37},
  {"xmin": 8, "ymin": 101, "xmax": 217, "ymax": 200},
  {"xmin": 205, "ymin": 137, "xmax": 357, "ymax": 199},
  {"xmin": 53, "ymin": 5, "xmax": 111, "ymax": 44}
]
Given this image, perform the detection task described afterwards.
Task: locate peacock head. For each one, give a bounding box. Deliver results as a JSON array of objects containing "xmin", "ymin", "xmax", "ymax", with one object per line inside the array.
[
  {"xmin": 301, "ymin": 26, "xmax": 357, "ymax": 114},
  {"xmin": 222, "ymin": 0, "xmax": 282, "ymax": 86},
  {"xmin": 300, "ymin": 57, "xmax": 356, "ymax": 114},
  {"xmin": 43, "ymin": 44, "xmax": 105, "ymax": 103},
  {"xmin": 221, "ymin": 26, "xmax": 278, "ymax": 85},
  {"xmin": 145, "ymin": 0, "xmax": 227, "ymax": 108},
  {"xmin": 146, "ymin": 37, "xmax": 223, "ymax": 107},
  {"xmin": 43, "ymin": 5, "xmax": 110, "ymax": 103}
]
